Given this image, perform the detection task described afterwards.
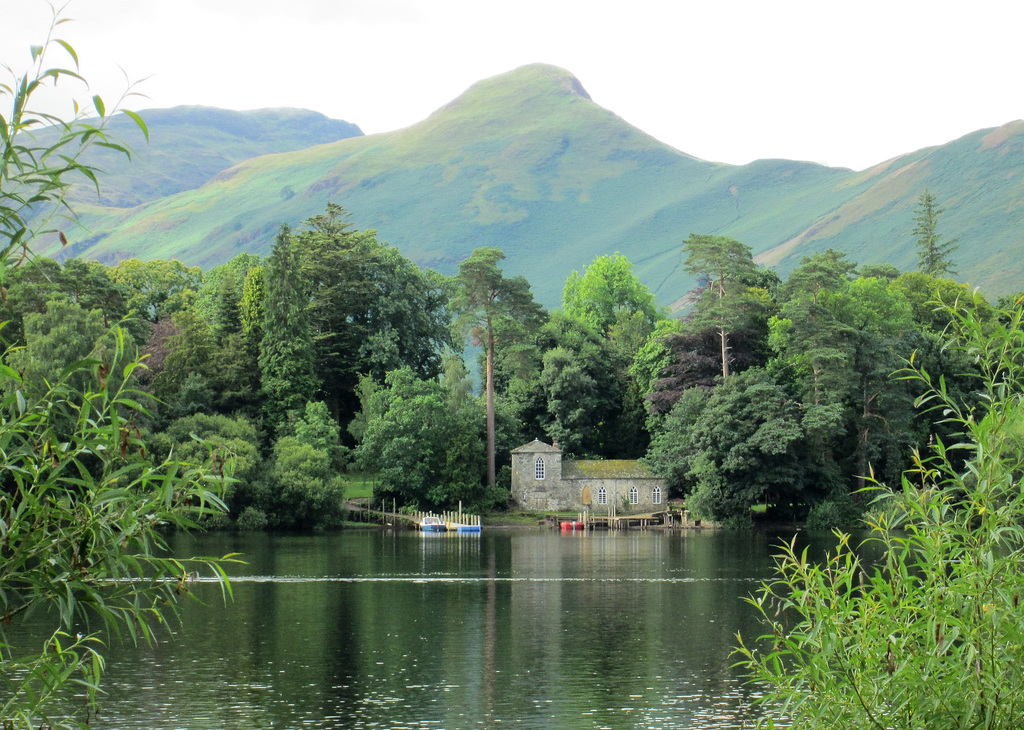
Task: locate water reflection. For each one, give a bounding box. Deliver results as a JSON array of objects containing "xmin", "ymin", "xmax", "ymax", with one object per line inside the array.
[{"xmin": 69, "ymin": 529, "xmax": 839, "ymax": 729}]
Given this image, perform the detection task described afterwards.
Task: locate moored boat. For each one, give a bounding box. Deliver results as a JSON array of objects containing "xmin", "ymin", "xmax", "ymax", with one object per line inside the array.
[{"xmin": 419, "ymin": 516, "xmax": 447, "ymax": 532}]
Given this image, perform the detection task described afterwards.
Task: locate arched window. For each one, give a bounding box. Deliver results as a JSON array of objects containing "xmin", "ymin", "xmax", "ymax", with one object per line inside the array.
[
  {"xmin": 597, "ymin": 486, "xmax": 607, "ymax": 505},
  {"xmin": 535, "ymin": 456, "xmax": 545, "ymax": 480},
  {"xmin": 652, "ymin": 486, "xmax": 662, "ymax": 505},
  {"xmin": 629, "ymin": 486, "xmax": 639, "ymax": 505}
]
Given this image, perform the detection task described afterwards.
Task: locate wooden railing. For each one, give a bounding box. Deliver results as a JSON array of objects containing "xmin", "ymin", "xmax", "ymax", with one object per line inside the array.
[{"xmin": 415, "ymin": 509, "xmax": 481, "ymax": 530}]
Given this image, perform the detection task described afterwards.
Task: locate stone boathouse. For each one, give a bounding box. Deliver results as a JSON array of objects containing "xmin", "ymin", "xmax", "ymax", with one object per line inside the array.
[{"xmin": 511, "ymin": 439, "xmax": 667, "ymax": 513}]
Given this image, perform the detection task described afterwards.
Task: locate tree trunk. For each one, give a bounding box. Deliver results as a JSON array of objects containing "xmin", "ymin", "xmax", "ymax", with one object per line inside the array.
[
  {"xmin": 719, "ymin": 328, "xmax": 731, "ymax": 378},
  {"xmin": 486, "ymin": 319, "xmax": 496, "ymax": 487},
  {"xmin": 856, "ymin": 384, "xmax": 877, "ymax": 493}
]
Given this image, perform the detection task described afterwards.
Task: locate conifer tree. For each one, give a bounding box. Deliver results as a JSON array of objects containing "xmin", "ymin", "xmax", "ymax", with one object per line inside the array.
[
  {"xmin": 682, "ymin": 234, "xmax": 760, "ymax": 378},
  {"xmin": 259, "ymin": 227, "xmax": 318, "ymax": 432},
  {"xmin": 454, "ymin": 248, "xmax": 544, "ymax": 487},
  {"xmin": 912, "ymin": 189, "xmax": 959, "ymax": 276},
  {"xmin": 214, "ymin": 269, "xmax": 242, "ymax": 336},
  {"xmin": 240, "ymin": 264, "xmax": 265, "ymax": 358}
]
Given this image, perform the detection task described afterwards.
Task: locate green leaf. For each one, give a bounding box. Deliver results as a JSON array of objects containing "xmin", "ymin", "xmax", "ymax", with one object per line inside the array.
[
  {"xmin": 0, "ymin": 362, "xmax": 23, "ymax": 382},
  {"xmin": 58, "ymin": 358, "xmax": 102, "ymax": 381},
  {"xmin": 39, "ymin": 67, "xmax": 84, "ymax": 84},
  {"xmin": 54, "ymin": 39, "xmax": 79, "ymax": 68},
  {"xmin": 95, "ymin": 141, "xmax": 130, "ymax": 157},
  {"xmin": 122, "ymin": 109, "xmax": 149, "ymax": 142}
]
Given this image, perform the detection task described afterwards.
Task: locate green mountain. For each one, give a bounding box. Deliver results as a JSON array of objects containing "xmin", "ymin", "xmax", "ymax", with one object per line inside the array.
[
  {"xmin": 757, "ymin": 121, "xmax": 1024, "ymax": 295},
  {"xmin": 49, "ymin": 64, "xmax": 1024, "ymax": 307},
  {"xmin": 64, "ymin": 106, "xmax": 363, "ymax": 208}
]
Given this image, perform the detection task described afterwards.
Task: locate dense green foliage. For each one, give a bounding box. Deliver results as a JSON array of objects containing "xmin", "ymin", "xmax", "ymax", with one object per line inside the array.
[
  {"xmin": 562, "ymin": 253, "xmax": 662, "ymax": 336},
  {"xmin": 645, "ymin": 368, "xmax": 806, "ymax": 522},
  {"xmin": 355, "ymin": 368, "xmax": 491, "ymax": 511},
  {"xmin": 296, "ymin": 203, "xmax": 453, "ymax": 420},
  {"xmin": 256, "ymin": 401, "xmax": 347, "ymax": 530},
  {"xmin": 0, "ymin": 17, "xmax": 235, "ymax": 727},
  {"xmin": 258, "ymin": 226, "xmax": 319, "ymax": 432},
  {"xmin": 643, "ymin": 242, "xmax": 992, "ymax": 525},
  {"xmin": 0, "ymin": 221, "xmax": 996, "ymax": 531},
  {"xmin": 681, "ymin": 234, "xmax": 763, "ymax": 378},
  {"xmin": 738, "ymin": 299, "xmax": 1024, "ymax": 728}
]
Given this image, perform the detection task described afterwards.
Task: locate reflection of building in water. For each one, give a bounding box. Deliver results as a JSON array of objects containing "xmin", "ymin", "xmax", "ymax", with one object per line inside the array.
[{"xmin": 511, "ymin": 439, "xmax": 666, "ymax": 513}]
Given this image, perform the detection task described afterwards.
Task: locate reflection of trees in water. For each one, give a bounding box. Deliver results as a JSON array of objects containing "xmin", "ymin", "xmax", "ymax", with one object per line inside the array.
[
  {"xmin": 484, "ymin": 551, "xmax": 497, "ymax": 720},
  {"xmin": 85, "ymin": 530, "xmax": 808, "ymax": 728},
  {"xmin": 498, "ymin": 531, "xmax": 771, "ymax": 726}
]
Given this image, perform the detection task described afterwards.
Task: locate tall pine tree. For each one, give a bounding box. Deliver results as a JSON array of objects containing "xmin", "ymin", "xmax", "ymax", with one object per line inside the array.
[
  {"xmin": 453, "ymin": 248, "xmax": 544, "ymax": 487},
  {"xmin": 214, "ymin": 269, "xmax": 242, "ymax": 336},
  {"xmin": 682, "ymin": 234, "xmax": 760, "ymax": 378},
  {"xmin": 912, "ymin": 189, "xmax": 959, "ymax": 276},
  {"xmin": 259, "ymin": 227, "xmax": 318, "ymax": 432}
]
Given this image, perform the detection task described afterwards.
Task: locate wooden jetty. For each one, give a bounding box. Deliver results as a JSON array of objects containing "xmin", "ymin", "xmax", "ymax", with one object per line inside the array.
[
  {"xmin": 414, "ymin": 509, "xmax": 482, "ymax": 533},
  {"xmin": 555, "ymin": 508, "xmax": 703, "ymax": 531},
  {"xmin": 345, "ymin": 500, "xmax": 481, "ymax": 532}
]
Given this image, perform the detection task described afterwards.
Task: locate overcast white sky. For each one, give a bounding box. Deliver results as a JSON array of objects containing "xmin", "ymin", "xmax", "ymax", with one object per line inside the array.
[{"xmin": 4, "ymin": 0, "xmax": 1023, "ymax": 171}]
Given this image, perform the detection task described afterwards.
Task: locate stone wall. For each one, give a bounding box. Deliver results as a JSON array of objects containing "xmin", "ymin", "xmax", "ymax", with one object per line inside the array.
[
  {"xmin": 510, "ymin": 439, "xmax": 667, "ymax": 513},
  {"xmin": 566, "ymin": 476, "xmax": 664, "ymax": 513},
  {"xmin": 511, "ymin": 440, "xmax": 565, "ymax": 511}
]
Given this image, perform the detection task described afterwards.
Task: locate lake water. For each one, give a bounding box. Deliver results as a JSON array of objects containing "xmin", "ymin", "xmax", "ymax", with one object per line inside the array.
[{"xmin": 76, "ymin": 528, "xmax": 831, "ymax": 729}]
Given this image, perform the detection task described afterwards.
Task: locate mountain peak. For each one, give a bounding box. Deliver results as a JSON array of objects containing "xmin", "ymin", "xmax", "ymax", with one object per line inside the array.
[
  {"xmin": 429, "ymin": 64, "xmax": 592, "ymax": 122},
  {"xmin": 472, "ymin": 63, "xmax": 591, "ymax": 99},
  {"xmin": 507, "ymin": 63, "xmax": 592, "ymax": 100}
]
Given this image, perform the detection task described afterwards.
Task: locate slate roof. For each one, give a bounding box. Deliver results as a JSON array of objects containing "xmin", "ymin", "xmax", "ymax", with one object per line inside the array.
[
  {"xmin": 511, "ymin": 439, "xmax": 562, "ymax": 454},
  {"xmin": 561, "ymin": 460, "xmax": 659, "ymax": 479}
]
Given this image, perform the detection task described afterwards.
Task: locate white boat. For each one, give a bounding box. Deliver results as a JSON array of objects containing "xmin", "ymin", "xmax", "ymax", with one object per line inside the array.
[{"xmin": 419, "ymin": 516, "xmax": 447, "ymax": 532}]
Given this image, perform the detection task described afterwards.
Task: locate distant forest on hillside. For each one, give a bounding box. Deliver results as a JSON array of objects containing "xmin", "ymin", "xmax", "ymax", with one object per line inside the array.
[{"xmin": 8, "ymin": 194, "xmax": 1011, "ymax": 528}]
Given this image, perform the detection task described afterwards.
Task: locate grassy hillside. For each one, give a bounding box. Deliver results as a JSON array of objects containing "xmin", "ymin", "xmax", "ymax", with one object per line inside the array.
[
  {"xmin": 758, "ymin": 120, "xmax": 1024, "ymax": 293},
  {"xmin": 47, "ymin": 65, "xmax": 1024, "ymax": 306},
  {"xmin": 63, "ymin": 106, "xmax": 362, "ymax": 208}
]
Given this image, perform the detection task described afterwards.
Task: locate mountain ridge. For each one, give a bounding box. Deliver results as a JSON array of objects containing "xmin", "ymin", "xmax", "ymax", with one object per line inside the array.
[
  {"xmin": 62, "ymin": 105, "xmax": 363, "ymax": 209},
  {"xmin": 45, "ymin": 63, "xmax": 1024, "ymax": 306}
]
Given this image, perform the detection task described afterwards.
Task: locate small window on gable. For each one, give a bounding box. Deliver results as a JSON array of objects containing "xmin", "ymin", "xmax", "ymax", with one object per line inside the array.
[
  {"xmin": 535, "ymin": 456, "xmax": 545, "ymax": 480},
  {"xmin": 629, "ymin": 486, "xmax": 639, "ymax": 505},
  {"xmin": 597, "ymin": 486, "xmax": 607, "ymax": 505},
  {"xmin": 652, "ymin": 486, "xmax": 662, "ymax": 505}
]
